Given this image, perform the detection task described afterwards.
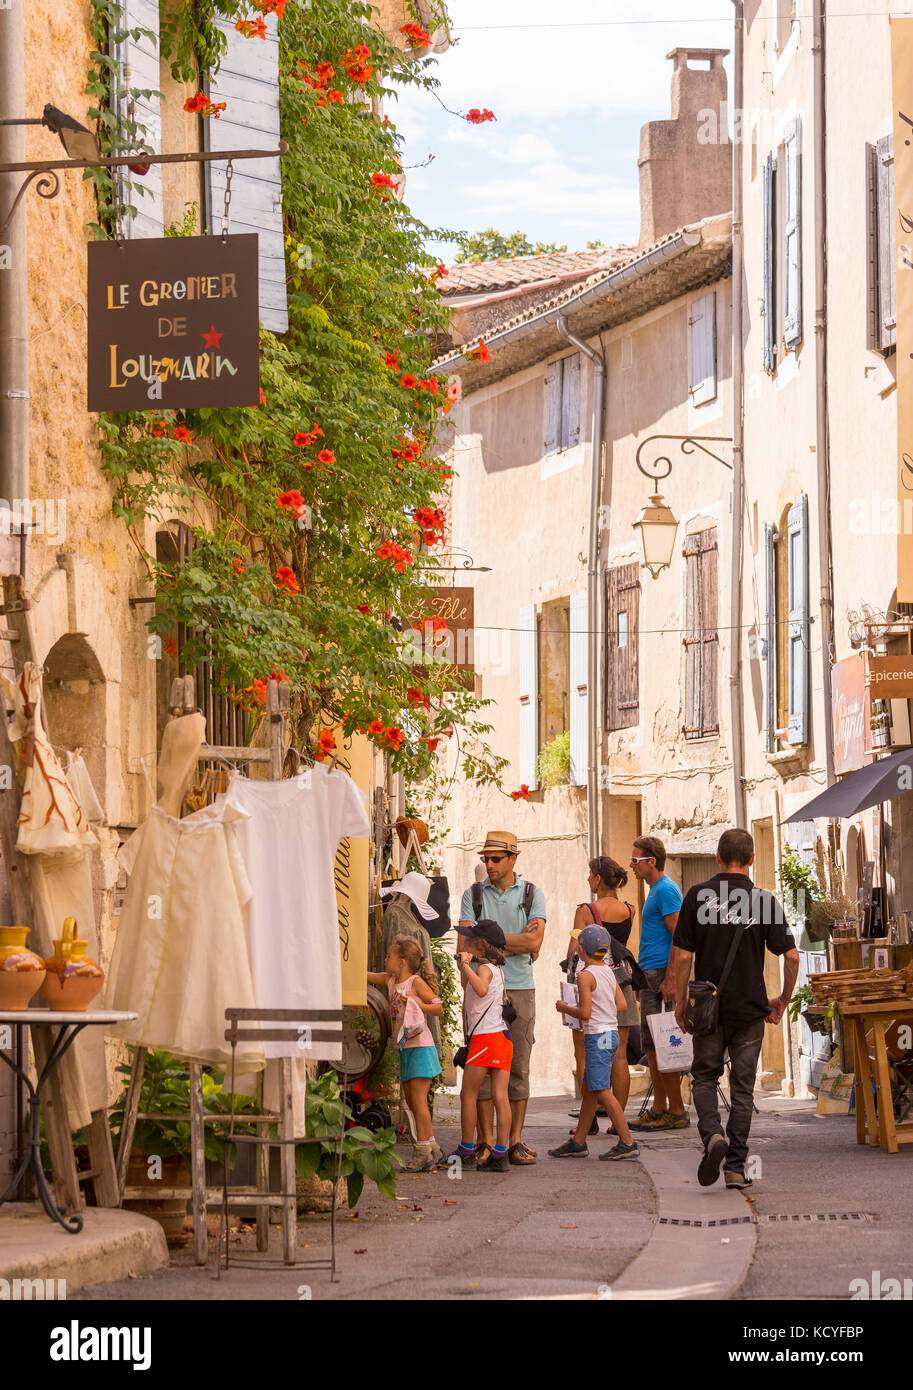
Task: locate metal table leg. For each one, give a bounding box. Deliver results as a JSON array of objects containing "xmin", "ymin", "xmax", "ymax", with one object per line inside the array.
[{"xmin": 0, "ymin": 1023, "xmax": 88, "ymax": 1234}]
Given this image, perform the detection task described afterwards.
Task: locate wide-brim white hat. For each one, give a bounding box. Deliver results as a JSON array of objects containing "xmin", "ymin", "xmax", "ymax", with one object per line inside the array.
[{"xmin": 380, "ymin": 870, "xmax": 438, "ymax": 922}]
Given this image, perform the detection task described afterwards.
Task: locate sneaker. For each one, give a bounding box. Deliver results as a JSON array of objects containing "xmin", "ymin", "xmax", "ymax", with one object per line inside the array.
[
  {"xmin": 548, "ymin": 1139, "xmax": 589, "ymax": 1158},
  {"xmin": 599, "ymin": 1140, "xmax": 640, "ymax": 1161},
  {"xmin": 446, "ymin": 1146, "xmax": 476, "ymax": 1169},
  {"xmin": 476, "ymin": 1151, "xmax": 509, "ymax": 1172},
  {"xmin": 405, "ymin": 1145, "xmax": 438, "ymax": 1172},
  {"xmin": 430, "ymin": 1142, "xmax": 444, "ymax": 1167},
  {"xmin": 629, "ymin": 1108, "xmax": 666, "ymax": 1131},
  {"xmin": 724, "ymin": 1169, "xmax": 753, "ymax": 1190},
  {"xmin": 697, "ymin": 1133, "xmax": 729, "ymax": 1187},
  {"xmin": 658, "ymin": 1112, "xmax": 691, "ymax": 1130}
]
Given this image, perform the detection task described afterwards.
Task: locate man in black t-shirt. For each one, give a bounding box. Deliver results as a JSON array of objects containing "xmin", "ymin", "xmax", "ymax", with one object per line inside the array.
[{"xmin": 671, "ymin": 828, "xmax": 799, "ymax": 1191}]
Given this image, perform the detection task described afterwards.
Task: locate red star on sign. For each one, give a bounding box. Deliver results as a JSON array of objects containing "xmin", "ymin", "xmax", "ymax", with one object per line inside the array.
[{"xmin": 200, "ymin": 325, "xmax": 224, "ymax": 349}]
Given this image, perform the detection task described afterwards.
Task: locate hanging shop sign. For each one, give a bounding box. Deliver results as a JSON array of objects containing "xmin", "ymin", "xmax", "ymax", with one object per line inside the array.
[
  {"xmin": 832, "ymin": 653, "xmax": 871, "ymax": 774},
  {"xmin": 406, "ymin": 586, "xmax": 475, "ymax": 685},
  {"xmin": 333, "ymin": 731, "xmax": 370, "ymax": 1008},
  {"xmin": 891, "ymin": 19, "xmax": 913, "ymax": 601},
  {"xmin": 868, "ymin": 653, "xmax": 913, "ymax": 700},
  {"xmin": 87, "ymin": 233, "xmax": 260, "ymax": 411}
]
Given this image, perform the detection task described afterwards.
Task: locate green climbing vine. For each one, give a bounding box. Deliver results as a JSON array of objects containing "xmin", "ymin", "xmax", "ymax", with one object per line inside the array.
[{"xmin": 85, "ymin": 0, "xmax": 507, "ymax": 786}]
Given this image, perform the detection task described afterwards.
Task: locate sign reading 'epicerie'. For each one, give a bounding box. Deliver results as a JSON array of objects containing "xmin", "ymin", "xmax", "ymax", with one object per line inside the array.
[{"xmin": 87, "ymin": 234, "xmax": 260, "ymax": 412}]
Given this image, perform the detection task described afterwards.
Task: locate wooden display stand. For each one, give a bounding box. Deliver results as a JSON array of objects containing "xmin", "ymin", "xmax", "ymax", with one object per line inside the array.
[{"xmin": 839, "ymin": 1000, "xmax": 913, "ymax": 1153}]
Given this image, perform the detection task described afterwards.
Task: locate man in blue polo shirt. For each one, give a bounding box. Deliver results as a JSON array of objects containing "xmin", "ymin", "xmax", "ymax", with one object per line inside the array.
[
  {"xmin": 459, "ymin": 829, "xmax": 546, "ymax": 1166},
  {"xmin": 628, "ymin": 835, "xmax": 689, "ymax": 1131}
]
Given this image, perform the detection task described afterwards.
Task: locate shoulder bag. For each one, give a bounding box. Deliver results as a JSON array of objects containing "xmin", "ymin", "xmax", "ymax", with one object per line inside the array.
[{"xmin": 682, "ymin": 920, "xmax": 746, "ymax": 1036}]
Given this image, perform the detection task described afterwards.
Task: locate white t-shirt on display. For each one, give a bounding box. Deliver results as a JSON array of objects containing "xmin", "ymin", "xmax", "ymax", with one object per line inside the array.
[{"xmin": 223, "ymin": 765, "xmax": 370, "ymax": 1061}]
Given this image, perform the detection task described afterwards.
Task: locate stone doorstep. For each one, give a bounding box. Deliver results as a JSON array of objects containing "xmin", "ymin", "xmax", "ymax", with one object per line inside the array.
[{"xmin": 0, "ymin": 1204, "xmax": 168, "ymax": 1297}]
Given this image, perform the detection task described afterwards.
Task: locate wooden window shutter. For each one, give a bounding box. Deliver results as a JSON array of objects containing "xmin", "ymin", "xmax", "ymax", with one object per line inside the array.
[
  {"xmin": 561, "ymin": 353, "xmax": 581, "ymax": 448},
  {"xmin": 783, "ymin": 117, "xmax": 802, "ymax": 347},
  {"xmin": 699, "ymin": 529, "xmax": 720, "ymax": 736},
  {"xmin": 568, "ymin": 590, "xmax": 588, "ymax": 785},
  {"xmin": 762, "ymin": 153, "xmax": 777, "ymax": 371},
  {"xmin": 206, "ymin": 11, "xmax": 288, "ymax": 333},
  {"xmin": 875, "ymin": 133, "xmax": 897, "ymax": 353},
  {"xmin": 683, "ymin": 535, "xmax": 702, "ymax": 739},
  {"xmin": 117, "ymin": 0, "xmax": 163, "ymax": 239},
  {"xmin": 544, "ymin": 360, "xmax": 562, "ymax": 455},
  {"xmin": 787, "ymin": 494, "xmax": 810, "ymax": 745},
  {"xmin": 764, "ymin": 522, "xmax": 777, "ymax": 752},
  {"xmin": 687, "ymin": 291, "xmax": 717, "ymax": 406},
  {"xmin": 517, "ymin": 604, "xmax": 539, "ymax": 788},
  {"xmin": 605, "ymin": 564, "xmax": 639, "ymax": 732}
]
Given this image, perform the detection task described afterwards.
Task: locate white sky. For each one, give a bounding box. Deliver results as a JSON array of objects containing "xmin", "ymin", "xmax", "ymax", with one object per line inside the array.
[{"xmin": 391, "ymin": 0, "xmax": 734, "ymax": 258}]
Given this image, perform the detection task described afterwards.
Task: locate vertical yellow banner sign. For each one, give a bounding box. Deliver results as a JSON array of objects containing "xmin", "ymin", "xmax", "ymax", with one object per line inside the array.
[
  {"xmin": 892, "ymin": 19, "xmax": 913, "ymax": 600},
  {"xmin": 334, "ymin": 732, "xmax": 370, "ymax": 1005}
]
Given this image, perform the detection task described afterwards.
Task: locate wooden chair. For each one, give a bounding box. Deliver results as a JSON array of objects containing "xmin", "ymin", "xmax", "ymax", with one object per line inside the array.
[{"xmin": 220, "ymin": 1009, "xmax": 352, "ymax": 1277}]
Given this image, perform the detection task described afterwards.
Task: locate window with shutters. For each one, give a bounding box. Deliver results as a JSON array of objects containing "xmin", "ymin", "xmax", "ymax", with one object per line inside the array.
[
  {"xmin": 687, "ymin": 291, "xmax": 717, "ymax": 406},
  {"xmin": 204, "ymin": 10, "xmax": 288, "ymax": 333},
  {"xmin": 763, "ymin": 496, "xmax": 809, "ymax": 752},
  {"xmin": 113, "ymin": 0, "xmax": 164, "ymax": 238},
  {"xmin": 682, "ymin": 529, "xmax": 719, "ymax": 739},
  {"xmin": 762, "ymin": 152, "xmax": 777, "ymax": 372},
  {"xmin": 762, "ymin": 119, "xmax": 803, "ymax": 368},
  {"xmin": 867, "ymin": 133, "xmax": 897, "ymax": 355},
  {"xmin": 604, "ymin": 564, "xmax": 640, "ymax": 732},
  {"xmin": 544, "ymin": 353, "xmax": 581, "ymax": 454},
  {"xmin": 782, "ymin": 118, "xmax": 802, "ymax": 348},
  {"xmin": 538, "ymin": 599, "xmax": 570, "ymax": 748}
]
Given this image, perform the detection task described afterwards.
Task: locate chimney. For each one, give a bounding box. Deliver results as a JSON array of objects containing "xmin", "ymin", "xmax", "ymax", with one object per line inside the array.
[{"xmin": 637, "ymin": 48, "xmax": 732, "ymax": 248}]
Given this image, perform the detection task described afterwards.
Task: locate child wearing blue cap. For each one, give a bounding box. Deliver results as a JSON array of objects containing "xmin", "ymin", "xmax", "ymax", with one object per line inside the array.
[{"xmin": 549, "ymin": 924, "xmax": 639, "ymax": 1161}]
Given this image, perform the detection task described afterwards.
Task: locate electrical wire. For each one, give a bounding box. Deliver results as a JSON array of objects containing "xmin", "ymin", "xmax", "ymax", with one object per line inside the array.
[{"xmin": 454, "ymin": 11, "xmax": 913, "ymax": 30}]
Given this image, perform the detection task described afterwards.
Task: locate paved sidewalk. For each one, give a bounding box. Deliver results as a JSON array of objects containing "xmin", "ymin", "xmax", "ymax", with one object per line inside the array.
[{"xmin": 70, "ymin": 1091, "xmax": 913, "ymax": 1301}]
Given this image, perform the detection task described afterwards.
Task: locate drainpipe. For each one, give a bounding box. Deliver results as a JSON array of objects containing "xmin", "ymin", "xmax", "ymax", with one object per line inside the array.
[
  {"xmin": 556, "ymin": 314, "xmax": 604, "ymax": 860},
  {"xmin": 813, "ymin": 0, "xmax": 836, "ymax": 785},
  {"xmin": 0, "ymin": 1, "xmax": 30, "ymax": 506},
  {"xmin": 729, "ymin": 0, "xmax": 746, "ymax": 828}
]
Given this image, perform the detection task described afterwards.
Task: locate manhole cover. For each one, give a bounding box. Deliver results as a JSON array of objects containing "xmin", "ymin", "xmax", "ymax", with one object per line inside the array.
[
  {"xmin": 758, "ymin": 1211, "xmax": 874, "ymax": 1224},
  {"xmin": 655, "ymin": 1216, "xmax": 755, "ymax": 1227}
]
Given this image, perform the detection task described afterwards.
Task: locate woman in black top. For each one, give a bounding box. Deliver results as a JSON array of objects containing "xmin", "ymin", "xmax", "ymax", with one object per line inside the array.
[{"xmin": 565, "ymin": 857, "xmax": 639, "ymax": 1132}]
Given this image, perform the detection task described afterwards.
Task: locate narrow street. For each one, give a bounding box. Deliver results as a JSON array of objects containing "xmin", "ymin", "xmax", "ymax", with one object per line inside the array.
[{"xmin": 73, "ymin": 1095, "xmax": 913, "ymax": 1302}]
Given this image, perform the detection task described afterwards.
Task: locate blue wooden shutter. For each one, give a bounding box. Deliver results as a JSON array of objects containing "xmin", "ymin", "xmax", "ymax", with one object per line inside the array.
[
  {"xmin": 764, "ymin": 521, "xmax": 777, "ymax": 752},
  {"xmin": 561, "ymin": 353, "xmax": 581, "ymax": 448},
  {"xmin": 687, "ymin": 291, "xmax": 717, "ymax": 405},
  {"xmin": 787, "ymin": 494, "xmax": 810, "ymax": 745},
  {"xmin": 119, "ymin": 0, "xmax": 163, "ymax": 238},
  {"xmin": 544, "ymin": 360, "xmax": 561, "ymax": 455},
  {"xmin": 783, "ymin": 117, "xmax": 802, "ymax": 347},
  {"xmin": 762, "ymin": 153, "xmax": 776, "ymax": 371},
  {"xmin": 206, "ymin": 12, "xmax": 288, "ymax": 333},
  {"xmin": 518, "ymin": 605, "xmax": 538, "ymax": 788},
  {"xmin": 569, "ymin": 590, "xmax": 588, "ymax": 785}
]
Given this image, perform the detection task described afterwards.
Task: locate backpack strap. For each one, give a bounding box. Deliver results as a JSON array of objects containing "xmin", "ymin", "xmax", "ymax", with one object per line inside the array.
[
  {"xmin": 471, "ymin": 880, "xmax": 483, "ymax": 921},
  {"xmin": 521, "ymin": 880, "xmax": 536, "ymax": 920}
]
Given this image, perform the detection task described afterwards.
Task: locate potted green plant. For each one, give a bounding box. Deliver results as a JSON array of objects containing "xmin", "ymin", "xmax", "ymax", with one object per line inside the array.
[
  {"xmin": 295, "ymin": 1070, "xmax": 402, "ymax": 1212},
  {"xmin": 536, "ymin": 731, "xmax": 571, "ymax": 788}
]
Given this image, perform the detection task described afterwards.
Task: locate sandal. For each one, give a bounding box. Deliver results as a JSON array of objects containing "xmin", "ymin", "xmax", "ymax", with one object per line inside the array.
[
  {"xmin": 473, "ymin": 1142, "xmax": 492, "ymax": 1165},
  {"xmin": 508, "ymin": 1142, "xmax": 537, "ymax": 1166}
]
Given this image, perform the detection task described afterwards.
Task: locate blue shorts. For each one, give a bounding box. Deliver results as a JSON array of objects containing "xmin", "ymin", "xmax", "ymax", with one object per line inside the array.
[
  {"xmin": 399, "ymin": 1044, "xmax": 441, "ymax": 1080},
  {"xmin": 582, "ymin": 1030, "xmax": 619, "ymax": 1093}
]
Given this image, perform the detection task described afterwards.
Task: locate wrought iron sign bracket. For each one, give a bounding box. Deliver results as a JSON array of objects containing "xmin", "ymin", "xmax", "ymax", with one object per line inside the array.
[
  {"xmin": 0, "ymin": 144, "xmax": 289, "ymax": 234},
  {"xmin": 635, "ymin": 434, "xmax": 734, "ymax": 485}
]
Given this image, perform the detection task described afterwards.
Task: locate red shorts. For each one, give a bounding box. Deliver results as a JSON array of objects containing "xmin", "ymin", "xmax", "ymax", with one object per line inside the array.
[{"xmin": 465, "ymin": 1029, "xmax": 513, "ymax": 1071}]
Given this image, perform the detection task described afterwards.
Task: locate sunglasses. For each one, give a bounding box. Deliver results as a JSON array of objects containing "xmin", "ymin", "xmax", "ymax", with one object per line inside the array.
[
  {"xmin": 481, "ymin": 853, "xmax": 509, "ymax": 863},
  {"xmin": 630, "ymin": 856, "xmax": 654, "ymax": 864}
]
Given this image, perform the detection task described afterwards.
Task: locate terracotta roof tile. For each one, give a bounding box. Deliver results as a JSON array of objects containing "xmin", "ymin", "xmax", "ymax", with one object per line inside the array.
[{"xmin": 439, "ymin": 247, "xmax": 634, "ymax": 297}]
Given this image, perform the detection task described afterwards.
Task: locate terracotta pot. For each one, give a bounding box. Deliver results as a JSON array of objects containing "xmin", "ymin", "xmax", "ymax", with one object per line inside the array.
[
  {"xmin": 123, "ymin": 1153, "xmax": 190, "ymax": 1243},
  {"xmin": 39, "ymin": 917, "xmax": 104, "ymax": 1012},
  {"xmin": 395, "ymin": 817, "xmax": 428, "ymax": 848},
  {"xmin": 0, "ymin": 927, "xmax": 46, "ymax": 1011}
]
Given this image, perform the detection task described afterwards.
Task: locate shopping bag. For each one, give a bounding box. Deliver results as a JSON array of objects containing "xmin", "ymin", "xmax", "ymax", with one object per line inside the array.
[
  {"xmin": 561, "ymin": 983, "xmax": 582, "ymax": 1030},
  {"xmin": 647, "ymin": 1005, "xmax": 694, "ymax": 1072}
]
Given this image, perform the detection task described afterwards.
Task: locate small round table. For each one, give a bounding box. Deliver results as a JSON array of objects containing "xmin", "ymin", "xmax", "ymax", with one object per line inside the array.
[{"xmin": 0, "ymin": 1008, "xmax": 137, "ymax": 1234}]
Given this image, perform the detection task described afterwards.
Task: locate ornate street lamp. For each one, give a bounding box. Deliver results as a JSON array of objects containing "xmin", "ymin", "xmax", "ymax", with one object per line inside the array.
[{"xmin": 633, "ymin": 492, "xmax": 680, "ymax": 579}]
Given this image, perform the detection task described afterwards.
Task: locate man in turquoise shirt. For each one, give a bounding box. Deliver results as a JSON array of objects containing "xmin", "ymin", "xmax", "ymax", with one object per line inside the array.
[
  {"xmin": 628, "ymin": 835, "xmax": 689, "ymax": 1132},
  {"xmin": 459, "ymin": 830, "xmax": 546, "ymax": 1165}
]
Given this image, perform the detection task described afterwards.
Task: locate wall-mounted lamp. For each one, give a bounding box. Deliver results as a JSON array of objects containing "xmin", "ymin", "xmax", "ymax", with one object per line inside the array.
[{"xmin": 633, "ymin": 492, "xmax": 679, "ymax": 579}]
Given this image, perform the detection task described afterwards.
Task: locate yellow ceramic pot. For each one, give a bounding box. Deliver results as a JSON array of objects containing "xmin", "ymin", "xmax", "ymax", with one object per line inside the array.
[
  {"xmin": 0, "ymin": 927, "xmax": 46, "ymax": 1011},
  {"xmin": 39, "ymin": 918, "xmax": 104, "ymax": 1013}
]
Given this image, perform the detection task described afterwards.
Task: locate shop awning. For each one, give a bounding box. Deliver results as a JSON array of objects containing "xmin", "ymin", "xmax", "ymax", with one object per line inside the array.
[{"xmin": 782, "ymin": 748, "xmax": 913, "ymax": 824}]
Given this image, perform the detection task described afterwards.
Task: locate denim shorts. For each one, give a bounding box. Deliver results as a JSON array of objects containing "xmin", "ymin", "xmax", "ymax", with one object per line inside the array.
[{"xmin": 582, "ymin": 1030, "xmax": 619, "ymax": 1092}]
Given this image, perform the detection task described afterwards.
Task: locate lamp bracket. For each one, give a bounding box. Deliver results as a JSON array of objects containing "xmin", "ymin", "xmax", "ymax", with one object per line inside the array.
[
  {"xmin": 0, "ymin": 167, "xmax": 60, "ymax": 234},
  {"xmin": 635, "ymin": 434, "xmax": 733, "ymax": 484}
]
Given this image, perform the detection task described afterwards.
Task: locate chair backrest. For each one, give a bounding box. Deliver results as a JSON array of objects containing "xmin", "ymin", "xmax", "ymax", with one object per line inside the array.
[{"xmin": 224, "ymin": 1008, "xmax": 354, "ymax": 1048}]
